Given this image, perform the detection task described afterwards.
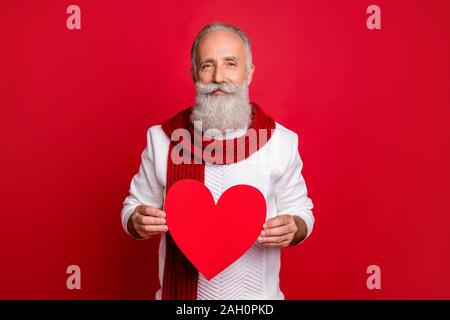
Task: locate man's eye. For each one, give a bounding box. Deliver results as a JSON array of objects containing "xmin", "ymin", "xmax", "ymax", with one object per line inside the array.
[{"xmin": 202, "ymin": 64, "xmax": 212, "ymax": 69}]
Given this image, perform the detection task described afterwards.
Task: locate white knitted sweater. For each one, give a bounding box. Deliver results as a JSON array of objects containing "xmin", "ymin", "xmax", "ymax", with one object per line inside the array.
[{"xmin": 121, "ymin": 122, "xmax": 315, "ymax": 300}]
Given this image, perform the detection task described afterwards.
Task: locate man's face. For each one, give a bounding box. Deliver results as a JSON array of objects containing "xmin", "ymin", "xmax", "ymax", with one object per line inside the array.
[{"xmin": 193, "ymin": 29, "xmax": 255, "ymax": 92}]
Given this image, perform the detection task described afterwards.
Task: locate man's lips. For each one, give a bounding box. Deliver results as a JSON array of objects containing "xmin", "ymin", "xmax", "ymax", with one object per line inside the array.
[{"xmin": 213, "ymin": 89, "xmax": 226, "ymax": 96}]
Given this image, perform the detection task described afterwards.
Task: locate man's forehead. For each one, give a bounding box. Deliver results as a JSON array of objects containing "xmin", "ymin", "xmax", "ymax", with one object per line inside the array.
[{"xmin": 196, "ymin": 30, "xmax": 246, "ymax": 60}]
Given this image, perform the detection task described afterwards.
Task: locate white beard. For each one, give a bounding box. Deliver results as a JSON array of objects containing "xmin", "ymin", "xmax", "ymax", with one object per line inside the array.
[{"xmin": 190, "ymin": 80, "xmax": 252, "ymax": 135}]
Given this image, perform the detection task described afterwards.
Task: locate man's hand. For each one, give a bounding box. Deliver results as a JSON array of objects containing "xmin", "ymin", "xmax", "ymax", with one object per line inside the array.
[
  {"xmin": 127, "ymin": 205, "xmax": 168, "ymax": 240},
  {"xmin": 257, "ymin": 214, "xmax": 308, "ymax": 248}
]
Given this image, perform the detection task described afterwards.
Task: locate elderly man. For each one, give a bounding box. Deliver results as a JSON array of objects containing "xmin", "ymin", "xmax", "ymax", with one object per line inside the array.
[{"xmin": 121, "ymin": 22, "xmax": 314, "ymax": 300}]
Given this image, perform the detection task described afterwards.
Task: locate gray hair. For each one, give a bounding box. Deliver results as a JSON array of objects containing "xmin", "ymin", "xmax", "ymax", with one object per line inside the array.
[{"xmin": 190, "ymin": 22, "xmax": 253, "ymax": 78}]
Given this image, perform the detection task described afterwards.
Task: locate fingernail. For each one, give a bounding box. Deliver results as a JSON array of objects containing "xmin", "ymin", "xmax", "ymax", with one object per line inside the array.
[
  {"xmin": 263, "ymin": 223, "xmax": 268, "ymax": 228},
  {"xmin": 261, "ymin": 231, "xmax": 266, "ymax": 236},
  {"xmin": 162, "ymin": 212, "xmax": 166, "ymax": 218},
  {"xmin": 258, "ymin": 236, "xmax": 263, "ymax": 242}
]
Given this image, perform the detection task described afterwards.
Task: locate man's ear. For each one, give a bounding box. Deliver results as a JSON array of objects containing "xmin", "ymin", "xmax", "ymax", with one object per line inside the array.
[
  {"xmin": 246, "ymin": 64, "xmax": 255, "ymax": 86},
  {"xmin": 190, "ymin": 67, "xmax": 197, "ymax": 82}
]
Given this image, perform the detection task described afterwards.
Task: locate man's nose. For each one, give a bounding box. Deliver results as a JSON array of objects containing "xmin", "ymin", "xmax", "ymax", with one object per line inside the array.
[{"xmin": 213, "ymin": 65, "xmax": 224, "ymax": 83}]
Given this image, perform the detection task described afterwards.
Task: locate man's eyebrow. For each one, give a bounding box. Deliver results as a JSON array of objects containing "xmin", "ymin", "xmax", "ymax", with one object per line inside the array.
[
  {"xmin": 223, "ymin": 56, "xmax": 239, "ymax": 62},
  {"xmin": 200, "ymin": 58, "xmax": 215, "ymax": 65},
  {"xmin": 200, "ymin": 56, "xmax": 239, "ymax": 65}
]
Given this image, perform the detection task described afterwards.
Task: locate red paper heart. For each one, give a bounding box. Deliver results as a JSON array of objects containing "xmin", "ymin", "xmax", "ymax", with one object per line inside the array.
[{"xmin": 164, "ymin": 179, "xmax": 266, "ymax": 280}]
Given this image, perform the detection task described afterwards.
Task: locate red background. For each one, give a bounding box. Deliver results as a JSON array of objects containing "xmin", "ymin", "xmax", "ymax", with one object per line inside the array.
[{"xmin": 1, "ymin": 0, "xmax": 449, "ymax": 299}]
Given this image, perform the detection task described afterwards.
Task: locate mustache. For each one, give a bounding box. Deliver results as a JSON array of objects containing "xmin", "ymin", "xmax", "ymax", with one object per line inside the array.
[{"xmin": 195, "ymin": 81, "xmax": 242, "ymax": 95}]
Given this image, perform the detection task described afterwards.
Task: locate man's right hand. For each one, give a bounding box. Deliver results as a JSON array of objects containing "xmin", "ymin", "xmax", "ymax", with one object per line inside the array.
[{"xmin": 127, "ymin": 205, "xmax": 168, "ymax": 240}]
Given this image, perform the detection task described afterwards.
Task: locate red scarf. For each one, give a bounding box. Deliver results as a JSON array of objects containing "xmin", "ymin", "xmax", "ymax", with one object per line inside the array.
[{"xmin": 160, "ymin": 102, "xmax": 275, "ymax": 300}]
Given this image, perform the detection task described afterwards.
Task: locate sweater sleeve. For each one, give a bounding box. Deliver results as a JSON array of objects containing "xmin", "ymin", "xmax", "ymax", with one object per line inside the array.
[
  {"xmin": 274, "ymin": 132, "xmax": 315, "ymax": 243},
  {"xmin": 121, "ymin": 127, "xmax": 165, "ymax": 239}
]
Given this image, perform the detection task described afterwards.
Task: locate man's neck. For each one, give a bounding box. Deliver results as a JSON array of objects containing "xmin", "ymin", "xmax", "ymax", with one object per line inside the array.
[{"xmin": 202, "ymin": 126, "xmax": 248, "ymax": 140}]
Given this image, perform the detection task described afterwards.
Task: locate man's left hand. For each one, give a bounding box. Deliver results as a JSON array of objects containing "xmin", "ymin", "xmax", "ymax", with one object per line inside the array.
[{"xmin": 257, "ymin": 215, "xmax": 307, "ymax": 248}]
